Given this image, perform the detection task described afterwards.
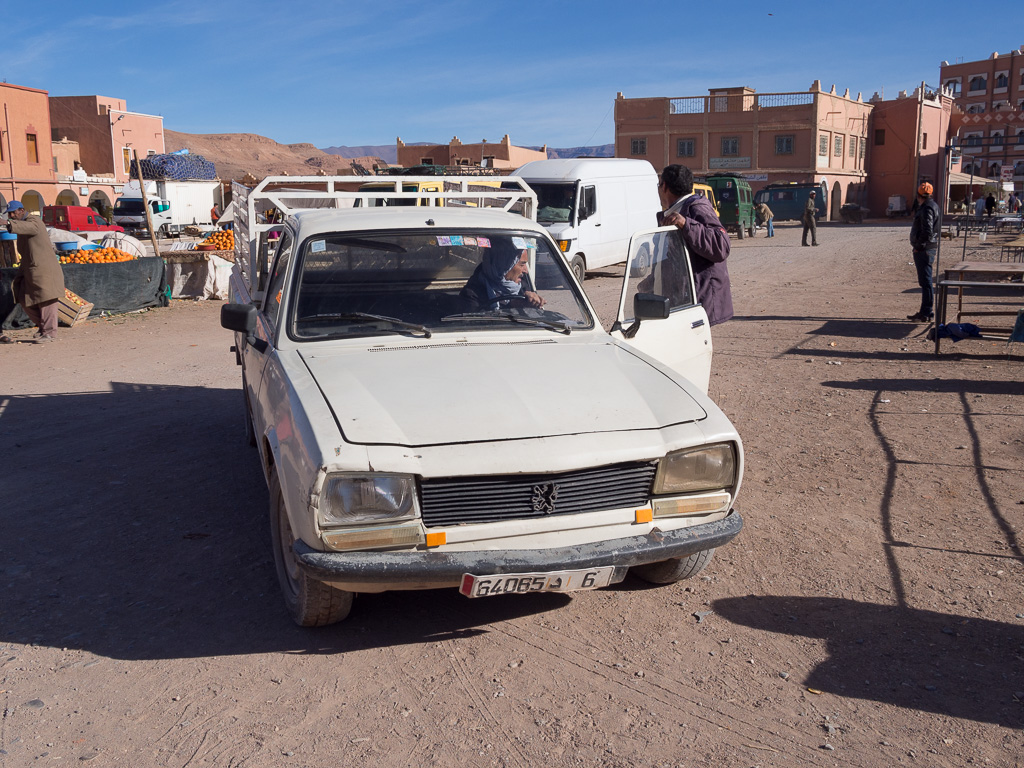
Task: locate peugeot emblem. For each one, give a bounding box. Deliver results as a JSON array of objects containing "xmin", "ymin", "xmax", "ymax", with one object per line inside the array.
[{"xmin": 531, "ymin": 483, "xmax": 559, "ymax": 514}]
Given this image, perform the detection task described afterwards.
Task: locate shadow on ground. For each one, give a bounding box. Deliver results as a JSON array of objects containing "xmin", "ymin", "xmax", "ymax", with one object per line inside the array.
[
  {"xmin": 714, "ymin": 595, "xmax": 1024, "ymax": 729},
  {"xmin": 0, "ymin": 383, "xmax": 568, "ymax": 661}
]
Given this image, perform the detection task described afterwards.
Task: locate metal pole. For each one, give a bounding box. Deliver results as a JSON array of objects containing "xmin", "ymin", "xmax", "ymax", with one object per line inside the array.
[
  {"xmin": 962, "ymin": 162, "xmax": 974, "ymax": 262},
  {"xmin": 133, "ymin": 150, "xmax": 161, "ymax": 258}
]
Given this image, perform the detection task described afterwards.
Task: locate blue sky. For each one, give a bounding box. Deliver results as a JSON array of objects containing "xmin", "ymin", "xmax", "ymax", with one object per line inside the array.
[{"xmin": 4, "ymin": 1, "xmax": 1022, "ymax": 149}]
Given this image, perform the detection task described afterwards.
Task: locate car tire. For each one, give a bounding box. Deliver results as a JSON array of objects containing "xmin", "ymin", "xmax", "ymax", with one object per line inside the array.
[
  {"xmin": 269, "ymin": 473, "xmax": 354, "ymax": 627},
  {"xmin": 747, "ymin": 223, "xmax": 756, "ymax": 238},
  {"xmin": 630, "ymin": 548, "xmax": 716, "ymax": 584},
  {"xmin": 737, "ymin": 226, "xmax": 745, "ymax": 240},
  {"xmin": 570, "ymin": 255, "xmax": 586, "ymax": 282}
]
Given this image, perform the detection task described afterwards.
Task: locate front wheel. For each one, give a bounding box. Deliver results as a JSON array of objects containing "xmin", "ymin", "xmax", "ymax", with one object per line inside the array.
[
  {"xmin": 269, "ymin": 474, "xmax": 353, "ymax": 626},
  {"xmin": 570, "ymin": 255, "xmax": 586, "ymax": 282},
  {"xmin": 736, "ymin": 226, "xmax": 745, "ymax": 240},
  {"xmin": 630, "ymin": 548, "xmax": 715, "ymax": 584}
]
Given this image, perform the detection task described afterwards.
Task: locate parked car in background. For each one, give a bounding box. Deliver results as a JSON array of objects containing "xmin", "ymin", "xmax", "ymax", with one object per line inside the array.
[
  {"xmin": 703, "ymin": 174, "xmax": 756, "ymax": 239},
  {"xmin": 43, "ymin": 205, "xmax": 123, "ymax": 233},
  {"xmin": 693, "ymin": 182, "xmax": 720, "ymax": 217},
  {"xmin": 754, "ymin": 182, "xmax": 827, "ymax": 222}
]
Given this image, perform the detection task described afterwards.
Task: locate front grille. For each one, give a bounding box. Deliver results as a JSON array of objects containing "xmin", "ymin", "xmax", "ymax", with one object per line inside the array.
[{"xmin": 419, "ymin": 461, "xmax": 657, "ymax": 527}]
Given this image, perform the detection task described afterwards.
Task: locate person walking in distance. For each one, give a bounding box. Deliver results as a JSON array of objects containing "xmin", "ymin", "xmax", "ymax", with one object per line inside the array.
[
  {"xmin": 754, "ymin": 199, "xmax": 774, "ymax": 237},
  {"xmin": 0, "ymin": 202, "xmax": 65, "ymax": 343},
  {"xmin": 907, "ymin": 182, "xmax": 939, "ymax": 323},
  {"xmin": 802, "ymin": 190, "xmax": 819, "ymax": 246}
]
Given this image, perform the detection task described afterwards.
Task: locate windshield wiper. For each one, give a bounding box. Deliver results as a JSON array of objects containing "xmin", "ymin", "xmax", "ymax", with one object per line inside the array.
[
  {"xmin": 440, "ymin": 312, "xmax": 571, "ymax": 335},
  {"xmin": 297, "ymin": 312, "xmax": 432, "ymax": 338}
]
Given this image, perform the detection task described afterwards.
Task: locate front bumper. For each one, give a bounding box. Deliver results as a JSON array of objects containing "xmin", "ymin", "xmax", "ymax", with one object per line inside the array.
[{"xmin": 294, "ymin": 509, "xmax": 743, "ymax": 588}]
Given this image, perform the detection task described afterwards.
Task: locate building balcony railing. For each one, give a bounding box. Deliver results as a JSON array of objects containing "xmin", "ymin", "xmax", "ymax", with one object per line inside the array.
[{"xmin": 668, "ymin": 91, "xmax": 817, "ymax": 115}]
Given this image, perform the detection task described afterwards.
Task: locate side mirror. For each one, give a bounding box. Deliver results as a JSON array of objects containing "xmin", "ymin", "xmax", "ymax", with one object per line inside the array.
[
  {"xmin": 633, "ymin": 292, "xmax": 670, "ymax": 320},
  {"xmin": 221, "ymin": 303, "xmax": 257, "ymax": 333},
  {"xmin": 621, "ymin": 293, "xmax": 670, "ymax": 339},
  {"xmin": 221, "ymin": 303, "xmax": 268, "ymax": 353}
]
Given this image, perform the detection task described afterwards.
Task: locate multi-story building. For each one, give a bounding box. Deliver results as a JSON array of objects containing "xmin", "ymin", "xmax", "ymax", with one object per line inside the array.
[
  {"xmin": 865, "ymin": 86, "xmax": 956, "ymax": 214},
  {"xmin": 49, "ymin": 95, "xmax": 165, "ymax": 189},
  {"xmin": 940, "ymin": 47, "xmax": 1024, "ymax": 192},
  {"xmin": 614, "ymin": 82, "xmax": 872, "ymax": 219},
  {"xmin": 396, "ymin": 135, "xmax": 546, "ymax": 170},
  {"xmin": 0, "ymin": 83, "xmax": 61, "ymax": 213}
]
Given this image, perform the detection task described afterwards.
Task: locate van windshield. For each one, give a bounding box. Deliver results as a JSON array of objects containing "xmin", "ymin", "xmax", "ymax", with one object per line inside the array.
[{"xmin": 532, "ymin": 183, "xmax": 575, "ymax": 224}]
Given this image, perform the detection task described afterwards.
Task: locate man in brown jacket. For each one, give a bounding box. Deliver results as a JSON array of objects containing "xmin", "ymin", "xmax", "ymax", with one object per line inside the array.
[{"xmin": 2, "ymin": 201, "xmax": 64, "ymax": 343}]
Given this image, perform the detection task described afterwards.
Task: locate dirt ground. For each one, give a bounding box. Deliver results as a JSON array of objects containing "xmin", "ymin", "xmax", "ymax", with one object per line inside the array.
[{"xmin": 1, "ymin": 221, "xmax": 1022, "ymax": 768}]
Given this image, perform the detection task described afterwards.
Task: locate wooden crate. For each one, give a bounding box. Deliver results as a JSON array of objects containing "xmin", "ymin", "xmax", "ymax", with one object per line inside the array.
[{"xmin": 57, "ymin": 290, "xmax": 93, "ymax": 327}]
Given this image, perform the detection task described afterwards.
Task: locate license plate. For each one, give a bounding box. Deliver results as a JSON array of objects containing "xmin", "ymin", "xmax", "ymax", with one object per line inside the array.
[{"xmin": 459, "ymin": 567, "xmax": 614, "ymax": 598}]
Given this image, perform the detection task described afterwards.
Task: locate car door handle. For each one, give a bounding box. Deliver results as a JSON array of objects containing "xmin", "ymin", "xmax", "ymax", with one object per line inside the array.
[{"xmin": 691, "ymin": 319, "xmax": 705, "ymax": 329}]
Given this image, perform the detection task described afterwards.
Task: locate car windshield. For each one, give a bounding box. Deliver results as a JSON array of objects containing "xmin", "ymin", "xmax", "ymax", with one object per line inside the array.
[
  {"xmin": 288, "ymin": 229, "xmax": 594, "ymax": 340},
  {"xmin": 532, "ymin": 183, "xmax": 575, "ymax": 224}
]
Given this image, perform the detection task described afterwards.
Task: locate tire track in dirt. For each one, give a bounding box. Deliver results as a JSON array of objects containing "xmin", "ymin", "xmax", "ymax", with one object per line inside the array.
[{"xmin": 478, "ymin": 610, "xmax": 869, "ymax": 766}]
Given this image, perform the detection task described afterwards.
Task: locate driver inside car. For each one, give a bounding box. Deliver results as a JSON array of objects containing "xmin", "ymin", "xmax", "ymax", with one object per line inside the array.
[{"xmin": 459, "ymin": 238, "xmax": 546, "ymax": 311}]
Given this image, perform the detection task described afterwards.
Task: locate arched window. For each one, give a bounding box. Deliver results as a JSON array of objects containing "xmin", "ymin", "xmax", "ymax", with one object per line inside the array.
[
  {"xmin": 992, "ymin": 132, "xmax": 1004, "ymax": 146},
  {"xmin": 968, "ymin": 76, "xmax": 987, "ymax": 91},
  {"xmin": 995, "ymin": 73, "xmax": 1009, "ymax": 88},
  {"xmin": 966, "ymin": 104, "xmax": 985, "ymax": 114},
  {"xmin": 989, "ymin": 162, "xmax": 1001, "ymax": 177},
  {"xmin": 1017, "ymin": 130, "xmax": 1024, "ymax": 145}
]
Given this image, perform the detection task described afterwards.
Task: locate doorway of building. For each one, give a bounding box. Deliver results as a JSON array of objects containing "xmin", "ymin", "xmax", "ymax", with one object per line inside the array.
[
  {"xmin": 21, "ymin": 191, "xmax": 45, "ymax": 215},
  {"xmin": 830, "ymin": 182, "xmax": 842, "ymax": 221},
  {"xmin": 56, "ymin": 190, "xmax": 80, "ymax": 206}
]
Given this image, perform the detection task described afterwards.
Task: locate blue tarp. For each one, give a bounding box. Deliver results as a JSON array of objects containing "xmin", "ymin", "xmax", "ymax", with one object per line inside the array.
[{"xmin": 131, "ymin": 153, "xmax": 217, "ymax": 181}]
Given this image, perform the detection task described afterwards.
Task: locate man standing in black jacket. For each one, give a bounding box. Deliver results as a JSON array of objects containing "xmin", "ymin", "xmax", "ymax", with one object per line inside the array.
[{"xmin": 907, "ymin": 182, "xmax": 940, "ymax": 322}]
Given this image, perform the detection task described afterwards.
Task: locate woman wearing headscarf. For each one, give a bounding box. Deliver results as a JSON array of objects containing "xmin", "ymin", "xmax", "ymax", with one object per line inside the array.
[{"xmin": 459, "ymin": 239, "xmax": 545, "ymax": 311}]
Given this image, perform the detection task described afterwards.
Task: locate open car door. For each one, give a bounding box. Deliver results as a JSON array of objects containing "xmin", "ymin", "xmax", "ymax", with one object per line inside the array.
[{"xmin": 609, "ymin": 227, "xmax": 713, "ymax": 393}]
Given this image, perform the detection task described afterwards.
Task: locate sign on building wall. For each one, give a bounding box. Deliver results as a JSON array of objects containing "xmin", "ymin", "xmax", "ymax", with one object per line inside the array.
[
  {"xmin": 710, "ymin": 157, "xmax": 751, "ymax": 169},
  {"xmin": 1001, "ymin": 164, "xmax": 1015, "ymax": 182},
  {"xmin": 743, "ymin": 174, "xmax": 769, "ymax": 182}
]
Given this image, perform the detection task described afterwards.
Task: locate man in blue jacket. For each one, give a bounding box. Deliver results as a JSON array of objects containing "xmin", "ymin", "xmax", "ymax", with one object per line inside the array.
[{"xmin": 907, "ymin": 182, "xmax": 940, "ymax": 322}]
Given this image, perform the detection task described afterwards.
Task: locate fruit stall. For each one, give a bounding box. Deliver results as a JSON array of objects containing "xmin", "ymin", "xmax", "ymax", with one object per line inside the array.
[
  {"xmin": 1, "ymin": 242, "xmax": 168, "ymax": 330},
  {"xmin": 163, "ymin": 229, "xmax": 235, "ymax": 300}
]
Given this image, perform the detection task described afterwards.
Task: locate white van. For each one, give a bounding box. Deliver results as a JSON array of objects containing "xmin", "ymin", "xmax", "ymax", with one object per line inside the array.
[{"xmin": 515, "ymin": 158, "xmax": 661, "ymax": 280}]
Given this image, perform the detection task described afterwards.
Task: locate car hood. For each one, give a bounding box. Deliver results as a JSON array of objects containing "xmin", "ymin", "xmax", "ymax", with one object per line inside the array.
[{"xmin": 299, "ymin": 339, "xmax": 706, "ymax": 447}]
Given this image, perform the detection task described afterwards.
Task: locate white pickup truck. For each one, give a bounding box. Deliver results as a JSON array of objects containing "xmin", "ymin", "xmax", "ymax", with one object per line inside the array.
[{"xmin": 221, "ymin": 176, "xmax": 744, "ymax": 626}]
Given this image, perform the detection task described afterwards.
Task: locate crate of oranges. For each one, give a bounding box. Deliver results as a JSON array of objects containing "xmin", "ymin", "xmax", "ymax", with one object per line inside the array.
[
  {"xmin": 199, "ymin": 230, "xmax": 235, "ymax": 251},
  {"xmin": 57, "ymin": 288, "xmax": 94, "ymax": 327},
  {"xmin": 58, "ymin": 247, "xmax": 137, "ymax": 265}
]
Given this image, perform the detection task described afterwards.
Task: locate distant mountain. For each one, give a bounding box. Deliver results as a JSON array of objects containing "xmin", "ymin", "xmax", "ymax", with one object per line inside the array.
[
  {"xmin": 319, "ymin": 143, "xmax": 615, "ymax": 163},
  {"xmin": 164, "ymin": 131, "xmax": 615, "ymax": 180},
  {"xmin": 165, "ymin": 131, "xmax": 385, "ymax": 180}
]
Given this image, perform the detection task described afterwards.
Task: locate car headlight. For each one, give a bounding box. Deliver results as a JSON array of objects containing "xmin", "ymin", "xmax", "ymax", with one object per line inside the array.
[
  {"xmin": 318, "ymin": 474, "xmax": 419, "ymax": 527},
  {"xmin": 653, "ymin": 443, "xmax": 737, "ymax": 495}
]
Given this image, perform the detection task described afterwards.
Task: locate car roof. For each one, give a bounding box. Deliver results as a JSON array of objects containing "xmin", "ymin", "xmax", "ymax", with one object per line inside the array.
[{"xmin": 287, "ymin": 207, "xmax": 546, "ymax": 238}]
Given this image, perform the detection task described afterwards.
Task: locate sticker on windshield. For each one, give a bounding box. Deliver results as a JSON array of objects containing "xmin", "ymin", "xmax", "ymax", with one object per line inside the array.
[
  {"xmin": 477, "ymin": 237, "xmax": 491, "ymax": 248},
  {"xmin": 311, "ymin": 240, "xmax": 326, "ymax": 253},
  {"xmin": 463, "ymin": 236, "xmax": 477, "ymax": 246},
  {"xmin": 436, "ymin": 236, "xmax": 452, "ymax": 246},
  {"xmin": 450, "ymin": 235, "xmax": 465, "ymax": 246},
  {"xmin": 512, "ymin": 237, "xmax": 536, "ymax": 250}
]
